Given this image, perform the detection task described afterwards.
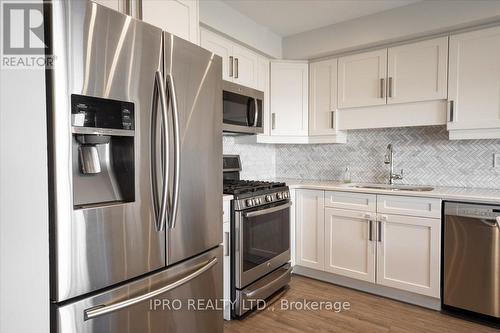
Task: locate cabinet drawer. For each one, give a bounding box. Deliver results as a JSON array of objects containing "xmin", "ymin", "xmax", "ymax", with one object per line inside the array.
[
  {"xmin": 377, "ymin": 195, "xmax": 441, "ymax": 218},
  {"xmin": 223, "ymin": 200, "xmax": 231, "ymax": 223},
  {"xmin": 325, "ymin": 191, "xmax": 376, "ymax": 212}
]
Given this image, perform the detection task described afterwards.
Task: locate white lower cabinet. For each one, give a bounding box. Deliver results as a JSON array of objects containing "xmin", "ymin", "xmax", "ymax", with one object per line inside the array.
[
  {"xmin": 376, "ymin": 213, "xmax": 441, "ymax": 298},
  {"xmin": 295, "ymin": 189, "xmax": 325, "ymax": 270},
  {"xmin": 324, "ymin": 208, "xmax": 376, "ymax": 283},
  {"xmin": 294, "ymin": 190, "xmax": 441, "ymax": 299}
]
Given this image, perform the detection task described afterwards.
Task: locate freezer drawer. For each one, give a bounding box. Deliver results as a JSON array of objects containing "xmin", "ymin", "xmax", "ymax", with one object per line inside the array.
[{"xmin": 54, "ymin": 247, "xmax": 223, "ymax": 333}]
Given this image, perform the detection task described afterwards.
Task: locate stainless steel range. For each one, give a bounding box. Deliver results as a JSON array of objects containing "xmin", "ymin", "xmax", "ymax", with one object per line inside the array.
[{"xmin": 223, "ymin": 155, "xmax": 292, "ymax": 318}]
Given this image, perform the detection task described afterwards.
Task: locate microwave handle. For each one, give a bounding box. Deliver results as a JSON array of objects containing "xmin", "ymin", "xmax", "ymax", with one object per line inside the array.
[{"xmin": 253, "ymin": 98, "xmax": 259, "ymax": 127}]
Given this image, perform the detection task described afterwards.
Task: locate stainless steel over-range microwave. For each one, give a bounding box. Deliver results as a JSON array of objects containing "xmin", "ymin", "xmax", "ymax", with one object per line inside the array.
[{"xmin": 223, "ymin": 81, "xmax": 264, "ymax": 135}]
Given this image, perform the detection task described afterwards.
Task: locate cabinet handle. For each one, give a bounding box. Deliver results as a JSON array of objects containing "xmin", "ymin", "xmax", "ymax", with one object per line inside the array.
[
  {"xmin": 271, "ymin": 113, "xmax": 276, "ymax": 130},
  {"xmin": 448, "ymin": 100, "xmax": 454, "ymax": 122},
  {"xmin": 229, "ymin": 56, "xmax": 233, "ymax": 77},
  {"xmin": 377, "ymin": 221, "xmax": 382, "ymax": 242},
  {"xmin": 388, "ymin": 77, "xmax": 393, "ymax": 98},
  {"xmin": 330, "ymin": 110, "xmax": 335, "ymax": 129},
  {"xmin": 380, "ymin": 78, "xmax": 386, "ymax": 98},
  {"xmin": 136, "ymin": 0, "xmax": 143, "ymax": 19},
  {"xmin": 368, "ymin": 220, "xmax": 373, "ymax": 241},
  {"xmin": 224, "ymin": 231, "xmax": 230, "ymax": 256},
  {"xmin": 235, "ymin": 58, "xmax": 239, "ymax": 79},
  {"xmin": 124, "ymin": 0, "xmax": 131, "ymax": 15}
]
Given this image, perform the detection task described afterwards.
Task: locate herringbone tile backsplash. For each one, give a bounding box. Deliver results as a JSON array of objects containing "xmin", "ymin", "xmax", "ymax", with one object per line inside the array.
[{"xmin": 224, "ymin": 126, "xmax": 500, "ymax": 189}]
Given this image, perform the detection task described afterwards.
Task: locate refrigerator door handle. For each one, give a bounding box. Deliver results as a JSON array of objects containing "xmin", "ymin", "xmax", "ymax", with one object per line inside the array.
[
  {"xmin": 151, "ymin": 71, "xmax": 170, "ymax": 232},
  {"xmin": 83, "ymin": 257, "xmax": 218, "ymax": 321},
  {"xmin": 166, "ymin": 73, "xmax": 181, "ymax": 229}
]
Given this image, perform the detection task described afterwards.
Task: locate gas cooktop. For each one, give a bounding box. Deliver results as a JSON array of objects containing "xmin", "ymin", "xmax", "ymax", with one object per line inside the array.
[{"xmin": 223, "ymin": 180, "xmax": 286, "ymax": 195}]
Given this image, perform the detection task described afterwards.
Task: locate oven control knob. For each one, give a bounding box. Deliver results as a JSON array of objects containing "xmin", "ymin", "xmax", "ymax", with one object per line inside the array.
[
  {"xmin": 265, "ymin": 195, "xmax": 273, "ymax": 202},
  {"xmin": 255, "ymin": 198, "xmax": 261, "ymax": 205},
  {"xmin": 276, "ymin": 192, "xmax": 283, "ymax": 200},
  {"xmin": 285, "ymin": 192, "xmax": 289, "ymax": 198},
  {"xmin": 246, "ymin": 199, "xmax": 253, "ymax": 207}
]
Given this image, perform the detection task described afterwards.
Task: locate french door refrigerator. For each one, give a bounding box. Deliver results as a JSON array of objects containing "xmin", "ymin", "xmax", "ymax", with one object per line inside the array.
[{"xmin": 46, "ymin": 1, "xmax": 223, "ymax": 332}]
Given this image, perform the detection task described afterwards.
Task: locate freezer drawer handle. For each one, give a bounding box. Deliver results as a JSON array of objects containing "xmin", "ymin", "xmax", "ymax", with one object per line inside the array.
[{"xmin": 83, "ymin": 257, "xmax": 218, "ymax": 321}]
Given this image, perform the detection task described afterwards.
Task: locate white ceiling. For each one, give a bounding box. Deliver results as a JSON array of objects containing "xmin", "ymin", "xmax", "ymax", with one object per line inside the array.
[{"xmin": 222, "ymin": 0, "xmax": 422, "ymax": 37}]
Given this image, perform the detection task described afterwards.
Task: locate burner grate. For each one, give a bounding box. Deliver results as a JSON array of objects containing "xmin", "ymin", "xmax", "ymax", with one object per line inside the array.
[{"xmin": 223, "ymin": 180, "xmax": 286, "ymax": 195}]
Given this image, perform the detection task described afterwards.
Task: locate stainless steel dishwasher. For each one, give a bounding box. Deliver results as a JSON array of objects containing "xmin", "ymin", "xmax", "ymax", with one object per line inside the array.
[{"xmin": 443, "ymin": 202, "xmax": 500, "ymax": 321}]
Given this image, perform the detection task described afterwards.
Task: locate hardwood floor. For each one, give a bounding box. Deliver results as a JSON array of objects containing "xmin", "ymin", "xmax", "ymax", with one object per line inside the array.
[{"xmin": 224, "ymin": 275, "xmax": 499, "ymax": 333}]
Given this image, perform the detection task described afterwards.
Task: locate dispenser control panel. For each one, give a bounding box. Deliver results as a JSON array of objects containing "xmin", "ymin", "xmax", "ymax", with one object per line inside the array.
[{"xmin": 71, "ymin": 94, "xmax": 135, "ymax": 130}]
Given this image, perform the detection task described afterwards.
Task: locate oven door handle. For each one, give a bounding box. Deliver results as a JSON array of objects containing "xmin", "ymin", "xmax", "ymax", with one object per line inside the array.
[{"xmin": 244, "ymin": 202, "xmax": 292, "ymax": 218}]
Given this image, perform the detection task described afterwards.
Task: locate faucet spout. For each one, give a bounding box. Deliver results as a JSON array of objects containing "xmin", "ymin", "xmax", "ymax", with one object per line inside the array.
[{"xmin": 384, "ymin": 144, "xmax": 402, "ymax": 185}]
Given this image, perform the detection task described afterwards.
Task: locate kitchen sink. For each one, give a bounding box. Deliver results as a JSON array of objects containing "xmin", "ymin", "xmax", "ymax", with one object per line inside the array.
[{"xmin": 344, "ymin": 183, "xmax": 434, "ymax": 192}]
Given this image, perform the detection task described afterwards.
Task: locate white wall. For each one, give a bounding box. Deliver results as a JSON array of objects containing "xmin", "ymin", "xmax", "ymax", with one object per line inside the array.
[
  {"xmin": 0, "ymin": 68, "xmax": 50, "ymax": 331},
  {"xmin": 283, "ymin": 0, "xmax": 500, "ymax": 59},
  {"xmin": 199, "ymin": 0, "xmax": 282, "ymax": 58}
]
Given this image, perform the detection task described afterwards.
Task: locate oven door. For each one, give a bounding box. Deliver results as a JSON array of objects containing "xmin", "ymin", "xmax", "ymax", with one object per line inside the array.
[
  {"xmin": 222, "ymin": 82, "xmax": 263, "ymax": 135},
  {"xmin": 235, "ymin": 201, "xmax": 291, "ymax": 289}
]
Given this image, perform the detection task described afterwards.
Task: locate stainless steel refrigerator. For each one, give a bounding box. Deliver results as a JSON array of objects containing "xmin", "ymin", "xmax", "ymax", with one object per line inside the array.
[{"xmin": 47, "ymin": 1, "xmax": 223, "ymax": 332}]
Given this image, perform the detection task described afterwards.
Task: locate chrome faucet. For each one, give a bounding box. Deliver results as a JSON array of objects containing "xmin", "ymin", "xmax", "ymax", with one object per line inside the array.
[{"xmin": 384, "ymin": 144, "xmax": 403, "ymax": 185}]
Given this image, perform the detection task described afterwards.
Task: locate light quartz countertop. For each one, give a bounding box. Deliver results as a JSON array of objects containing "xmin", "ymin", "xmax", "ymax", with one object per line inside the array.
[
  {"xmin": 276, "ymin": 178, "xmax": 500, "ymax": 205},
  {"xmin": 223, "ymin": 194, "xmax": 233, "ymax": 201}
]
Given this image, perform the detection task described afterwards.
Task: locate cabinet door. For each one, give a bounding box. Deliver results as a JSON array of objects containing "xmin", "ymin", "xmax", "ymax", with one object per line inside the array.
[
  {"xmin": 309, "ymin": 59, "xmax": 338, "ymax": 135},
  {"xmin": 270, "ymin": 61, "xmax": 309, "ymax": 136},
  {"xmin": 232, "ymin": 45, "xmax": 258, "ymax": 89},
  {"xmin": 325, "ymin": 208, "xmax": 376, "ymax": 282},
  {"xmin": 387, "ymin": 37, "xmax": 448, "ymax": 104},
  {"xmin": 295, "ymin": 190, "xmax": 324, "ymax": 270},
  {"xmin": 338, "ymin": 49, "xmax": 387, "ymax": 108},
  {"xmin": 448, "ymin": 26, "xmax": 500, "ymax": 132},
  {"xmin": 200, "ymin": 28, "xmax": 233, "ymax": 81},
  {"xmin": 257, "ymin": 57, "xmax": 271, "ymax": 135},
  {"xmin": 142, "ymin": 0, "xmax": 199, "ymax": 44},
  {"xmin": 93, "ymin": 0, "xmax": 126, "ymax": 13},
  {"xmin": 376, "ymin": 214, "xmax": 440, "ymax": 298}
]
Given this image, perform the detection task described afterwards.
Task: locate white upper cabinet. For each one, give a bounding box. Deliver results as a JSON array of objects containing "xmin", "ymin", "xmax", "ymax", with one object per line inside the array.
[
  {"xmin": 93, "ymin": 0, "xmax": 125, "ymax": 13},
  {"xmin": 142, "ymin": 0, "xmax": 199, "ymax": 45},
  {"xmin": 309, "ymin": 59, "xmax": 340, "ymax": 136},
  {"xmin": 251, "ymin": 60, "xmax": 346, "ymax": 144},
  {"xmin": 232, "ymin": 45, "xmax": 258, "ymax": 88},
  {"xmin": 338, "ymin": 49, "xmax": 387, "ymax": 108},
  {"xmin": 387, "ymin": 37, "xmax": 448, "ymax": 105},
  {"xmin": 256, "ymin": 57, "xmax": 271, "ymax": 135},
  {"xmin": 200, "ymin": 27, "xmax": 261, "ymax": 90},
  {"xmin": 200, "ymin": 29, "xmax": 233, "ymax": 81},
  {"xmin": 270, "ymin": 61, "xmax": 309, "ymax": 136},
  {"xmin": 448, "ymin": 26, "xmax": 500, "ymax": 140}
]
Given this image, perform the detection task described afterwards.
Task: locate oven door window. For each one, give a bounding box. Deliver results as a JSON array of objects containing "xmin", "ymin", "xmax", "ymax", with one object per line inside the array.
[
  {"xmin": 242, "ymin": 205, "xmax": 290, "ymax": 272},
  {"xmin": 223, "ymin": 91, "xmax": 261, "ymax": 127}
]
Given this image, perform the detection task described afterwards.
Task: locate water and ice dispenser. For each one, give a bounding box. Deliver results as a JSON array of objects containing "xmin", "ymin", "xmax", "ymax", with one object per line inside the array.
[{"xmin": 71, "ymin": 94, "xmax": 135, "ymax": 208}]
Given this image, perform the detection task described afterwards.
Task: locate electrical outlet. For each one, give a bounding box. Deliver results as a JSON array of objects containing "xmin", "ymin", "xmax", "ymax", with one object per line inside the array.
[{"xmin": 494, "ymin": 153, "xmax": 500, "ymax": 168}]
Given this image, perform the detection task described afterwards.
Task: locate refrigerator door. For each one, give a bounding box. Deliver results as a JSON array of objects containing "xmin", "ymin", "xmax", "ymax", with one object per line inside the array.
[
  {"xmin": 162, "ymin": 33, "xmax": 223, "ymax": 265},
  {"xmin": 49, "ymin": 1, "xmax": 166, "ymax": 302},
  {"xmin": 54, "ymin": 247, "xmax": 223, "ymax": 333}
]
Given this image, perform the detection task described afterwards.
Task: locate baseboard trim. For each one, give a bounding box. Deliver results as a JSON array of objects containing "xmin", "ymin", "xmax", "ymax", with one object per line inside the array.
[{"xmin": 292, "ymin": 265, "xmax": 441, "ymax": 311}]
